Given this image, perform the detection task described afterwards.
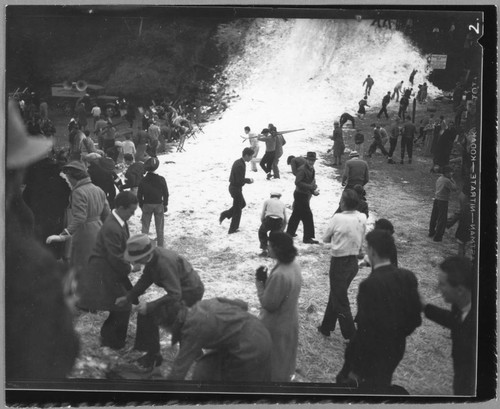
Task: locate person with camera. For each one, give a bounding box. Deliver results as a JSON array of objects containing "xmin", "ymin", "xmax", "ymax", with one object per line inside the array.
[
  {"xmin": 255, "ymin": 231, "xmax": 302, "ymax": 381},
  {"xmin": 286, "ymin": 151, "xmax": 320, "ymax": 244}
]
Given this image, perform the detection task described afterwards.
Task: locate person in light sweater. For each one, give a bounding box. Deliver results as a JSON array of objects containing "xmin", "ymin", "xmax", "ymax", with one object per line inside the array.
[
  {"xmin": 318, "ymin": 189, "xmax": 367, "ymax": 340},
  {"xmin": 258, "ymin": 191, "xmax": 287, "ymax": 257}
]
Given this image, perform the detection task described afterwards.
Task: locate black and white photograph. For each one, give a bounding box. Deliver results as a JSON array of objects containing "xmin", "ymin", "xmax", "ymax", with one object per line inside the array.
[{"xmin": 4, "ymin": 3, "xmax": 497, "ymax": 406}]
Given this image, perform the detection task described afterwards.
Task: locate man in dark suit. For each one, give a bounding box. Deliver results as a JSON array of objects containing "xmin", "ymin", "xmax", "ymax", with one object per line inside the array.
[
  {"xmin": 219, "ymin": 147, "xmax": 254, "ymax": 234},
  {"xmin": 77, "ymin": 191, "xmax": 138, "ymax": 349},
  {"xmin": 337, "ymin": 229, "xmax": 422, "ymax": 391},
  {"xmin": 422, "ymin": 256, "xmax": 476, "ymax": 395}
]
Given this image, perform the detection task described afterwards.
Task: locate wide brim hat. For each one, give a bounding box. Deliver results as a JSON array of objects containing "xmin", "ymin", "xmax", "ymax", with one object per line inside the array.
[
  {"xmin": 124, "ymin": 234, "xmax": 156, "ymax": 263},
  {"xmin": 306, "ymin": 151, "xmax": 317, "ymax": 161},
  {"xmin": 6, "ymin": 99, "xmax": 53, "ymax": 169}
]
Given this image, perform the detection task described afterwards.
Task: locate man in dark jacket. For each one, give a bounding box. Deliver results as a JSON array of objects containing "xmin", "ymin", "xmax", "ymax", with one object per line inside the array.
[
  {"xmin": 337, "ymin": 230, "xmax": 422, "ymax": 391},
  {"xmin": 219, "ymin": 147, "xmax": 254, "ymax": 234},
  {"xmin": 339, "ymin": 112, "xmax": 356, "ymax": 129},
  {"xmin": 422, "ymin": 256, "xmax": 476, "ymax": 395},
  {"xmin": 115, "ymin": 234, "xmax": 205, "ymax": 369},
  {"xmin": 363, "ymin": 75, "xmax": 375, "ymax": 96},
  {"xmin": 137, "ymin": 157, "xmax": 169, "ymax": 247},
  {"xmin": 377, "ymin": 91, "xmax": 391, "ymax": 119},
  {"xmin": 159, "ymin": 297, "xmax": 272, "ymax": 381},
  {"xmin": 400, "ymin": 116, "xmax": 417, "ymax": 164},
  {"xmin": 77, "ymin": 191, "xmax": 138, "ymax": 350},
  {"xmin": 286, "ymin": 151, "xmax": 320, "ymax": 244},
  {"xmin": 342, "ymin": 151, "xmax": 369, "ymax": 189}
]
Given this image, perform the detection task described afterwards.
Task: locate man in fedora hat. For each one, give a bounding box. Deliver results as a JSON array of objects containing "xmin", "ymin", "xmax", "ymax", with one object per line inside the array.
[
  {"xmin": 342, "ymin": 151, "xmax": 369, "ymax": 190},
  {"xmin": 286, "ymin": 151, "xmax": 320, "ymax": 244},
  {"xmin": 258, "ymin": 191, "xmax": 287, "ymax": 256},
  {"xmin": 115, "ymin": 234, "xmax": 204, "ymax": 369},
  {"xmin": 220, "ymin": 147, "xmax": 254, "ymax": 234}
]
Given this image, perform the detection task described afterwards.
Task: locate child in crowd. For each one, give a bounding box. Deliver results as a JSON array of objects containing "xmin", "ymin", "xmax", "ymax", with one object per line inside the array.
[{"xmin": 137, "ymin": 157, "xmax": 169, "ymax": 247}]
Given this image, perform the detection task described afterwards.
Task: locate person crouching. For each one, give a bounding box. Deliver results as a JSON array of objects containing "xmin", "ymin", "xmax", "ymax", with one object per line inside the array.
[{"xmin": 258, "ymin": 191, "xmax": 287, "ymax": 257}]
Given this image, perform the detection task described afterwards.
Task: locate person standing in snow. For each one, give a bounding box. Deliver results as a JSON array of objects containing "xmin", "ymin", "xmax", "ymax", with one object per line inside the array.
[
  {"xmin": 357, "ymin": 96, "xmax": 369, "ymax": 119},
  {"xmin": 363, "ymin": 75, "xmax": 375, "ymax": 97},
  {"xmin": 392, "ymin": 81, "xmax": 404, "ymax": 102},
  {"xmin": 244, "ymin": 126, "xmax": 260, "ymax": 172},
  {"xmin": 258, "ymin": 128, "xmax": 277, "ymax": 180}
]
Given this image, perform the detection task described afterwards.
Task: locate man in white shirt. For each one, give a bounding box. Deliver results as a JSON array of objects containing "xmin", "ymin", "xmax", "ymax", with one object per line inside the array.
[
  {"xmin": 258, "ymin": 191, "xmax": 287, "ymax": 256},
  {"xmin": 318, "ymin": 189, "xmax": 366, "ymax": 340}
]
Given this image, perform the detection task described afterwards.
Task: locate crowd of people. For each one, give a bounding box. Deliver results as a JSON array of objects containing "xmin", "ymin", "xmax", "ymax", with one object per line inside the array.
[{"xmin": 6, "ymin": 59, "xmax": 477, "ymax": 394}]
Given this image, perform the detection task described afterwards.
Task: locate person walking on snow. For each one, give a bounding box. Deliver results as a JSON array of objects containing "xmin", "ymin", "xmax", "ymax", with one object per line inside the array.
[
  {"xmin": 400, "ymin": 116, "xmax": 416, "ymax": 164},
  {"xmin": 377, "ymin": 92, "xmax": 391, "ymax": 119},
  {"xmin": 357, "ymin": 96, "xmax": 369, "ymax": 119},
  {"xmin": 392, "ymin": 81, "xmax": 404, "ymax": 102},
  {"xmin": 363, "ymin": 75, "xmax": 375, "ymax": 96},
  {"xmin": 220, "ymin": 148, "xmax": 255, "ymax": 234},
  {"xmin": 286, "ymin": 152, "xmax": 320, "ymax": 244},
  {"xmin": 366, "ymin": 126, "xmax": 389, "ymax": 158}
]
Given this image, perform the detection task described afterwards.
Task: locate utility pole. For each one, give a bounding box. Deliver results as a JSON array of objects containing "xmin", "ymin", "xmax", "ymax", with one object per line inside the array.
[{"xmin": 138, "ymin": 17, "xmax": 143, "ymax": 37}]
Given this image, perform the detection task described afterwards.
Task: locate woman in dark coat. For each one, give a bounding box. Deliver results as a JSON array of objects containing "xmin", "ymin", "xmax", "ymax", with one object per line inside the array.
[{"xmin": 255, "ymin": 231, "xmax": 302, "ymax": 381}]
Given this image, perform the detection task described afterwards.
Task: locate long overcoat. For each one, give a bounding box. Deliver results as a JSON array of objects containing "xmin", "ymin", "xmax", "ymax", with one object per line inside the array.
[
  {"xmin": 76, "ymin": 213, "xmax": 131, "ymax": 312},
  {"xmin": 65, "ymin": 177, "xmax": 110, "ymax": 272},
  {"xmin": 257, "ymin": 260, "xmax": 302, "ymax": 381}
]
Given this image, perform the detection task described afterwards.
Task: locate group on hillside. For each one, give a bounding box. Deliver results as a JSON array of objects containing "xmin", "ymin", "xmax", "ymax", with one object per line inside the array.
[{"xmin": 6, "ymin": 56, "xmax": 477, "ymax": 395}]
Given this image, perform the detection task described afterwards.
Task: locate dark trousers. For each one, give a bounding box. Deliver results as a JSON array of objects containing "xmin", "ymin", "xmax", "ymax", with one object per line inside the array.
[
  {"xmin": 147, "ymin": 139, "xmax": 158, "ymax": 157},
  {"xmin": 286, "ymin": 191, "xmax": 315, "ymax": 241},
  {"xmin": 260, "ymin": 151, "xmax": 275, "ymax": 174},
  {"xmin": 258, "ymin": 216, "xmax": 284, "ymax": 249},
  {"xmin": 319, "ymin": 256, "xmax": 358, "ymax": 340},
  {"xmin": 377, "ymin": 105, "xmax": 389, "ymax": 119},
  {"xmin": 100, "ymin": 309, "xmax": 131, "ymax": 350},
  {"xmin": 388, "ymin": 138, "xmax": 398, "ymax": 158},
  {"xmin": 221, "ymin": 186, "xmax": 246, "ymax": 233},
  {"xmin": 400, "ymin": 137, "xmax": 413, "ymax": 160},
  {"xmin": 398, "ymin": 105, "xmax": 407, "ymax": 119},
  {"xmin": 102, "ymin": 138, "xmax": 115, "ymax": 154},
  {"xmin": 368, "ymin": 139, "xmax": 389, "ymax": 156},
  {"xmin": 134, "ymin": 288, "xmax": 204, "ymax": 353},
  {"xmin": 429, "ymin": 199, "xmax": 449, "ymax": 239}
]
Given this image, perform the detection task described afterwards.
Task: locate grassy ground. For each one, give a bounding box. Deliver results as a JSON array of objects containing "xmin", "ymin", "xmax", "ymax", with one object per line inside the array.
[{"xmin": 62, "ymin": 99, "xmax": 467, "ymax": 396}]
